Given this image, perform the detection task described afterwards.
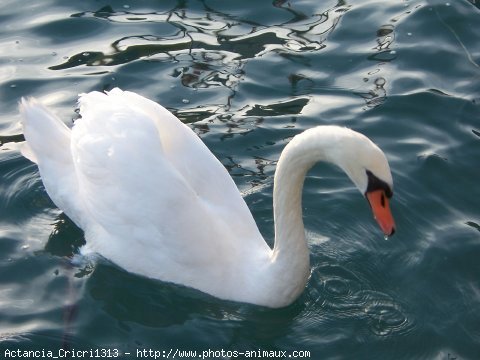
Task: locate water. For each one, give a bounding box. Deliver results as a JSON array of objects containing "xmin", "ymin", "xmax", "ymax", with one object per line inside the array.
[{"xmin": 1, "ymin": 0, "xmax": 479, "ymax": 359}]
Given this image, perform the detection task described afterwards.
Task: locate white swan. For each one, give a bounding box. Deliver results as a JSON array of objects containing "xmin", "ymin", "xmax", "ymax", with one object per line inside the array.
[{"xmin": 19, "ymin": 88, "xmax": 395, "ymax": 308}]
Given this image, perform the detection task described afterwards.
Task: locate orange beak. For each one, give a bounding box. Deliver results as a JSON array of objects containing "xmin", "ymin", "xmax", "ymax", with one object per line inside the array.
[{"xmin": 366, "ymin": 189, "xmax": 396, "ymax": 236}]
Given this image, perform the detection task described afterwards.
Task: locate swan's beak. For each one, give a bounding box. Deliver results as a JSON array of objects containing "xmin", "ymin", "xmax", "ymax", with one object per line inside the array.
[{"xmin": 366, "ymin": 189, "xmax": 396, "ymax": 236}]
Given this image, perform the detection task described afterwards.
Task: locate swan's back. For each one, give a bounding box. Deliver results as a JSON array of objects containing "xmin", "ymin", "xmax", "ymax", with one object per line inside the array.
[{"xmin": 20, "ymin": 89, "xmax": 269, "ymax": 298}]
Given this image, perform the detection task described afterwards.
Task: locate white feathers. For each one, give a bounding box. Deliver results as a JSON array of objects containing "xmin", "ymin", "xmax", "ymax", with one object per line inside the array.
[{"xmin": 19, "ymin": 88, "xmax": 393, "ymax": 308}]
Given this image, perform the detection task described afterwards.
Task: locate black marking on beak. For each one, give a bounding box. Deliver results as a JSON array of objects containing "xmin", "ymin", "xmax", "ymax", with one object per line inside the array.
[{"xmin": 365, "ymin": 170, "xmax": 393, "ymax": 198}]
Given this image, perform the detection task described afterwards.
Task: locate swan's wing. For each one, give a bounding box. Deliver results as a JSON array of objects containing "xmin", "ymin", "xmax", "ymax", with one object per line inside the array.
[
  {"xmin": 101, "ymin": 89, "xmax": 255, "ymax": 227},
  {"xmin": 77, "ymin": 89, "xmax": 262, "ymax": 241},
  {"xmin": 20, "ymin": 90, "xmax": 268, "ymax": 281},
  {"xmin": 71, "ymin": 90, "xmax": 267, "ymax": 273}
]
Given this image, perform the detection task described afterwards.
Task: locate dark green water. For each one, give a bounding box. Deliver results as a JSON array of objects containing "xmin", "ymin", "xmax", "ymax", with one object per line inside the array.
[{"xmin": 1, "ymin": 0, "xmax": 479, "ymax": 359}]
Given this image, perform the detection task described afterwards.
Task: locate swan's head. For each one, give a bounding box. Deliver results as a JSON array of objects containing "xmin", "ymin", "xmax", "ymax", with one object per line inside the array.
[
  {"xmin": 329, "ymin": 128, "xmax": 396, "ymax": 236},
  {"xmin": 279, "ymin": 126, "xmax": 396, "ymax": 236}
]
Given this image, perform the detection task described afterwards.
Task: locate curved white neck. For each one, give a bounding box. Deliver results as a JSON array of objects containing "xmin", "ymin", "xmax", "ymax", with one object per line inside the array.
[
  {"xmin": 272, "ymin": 142, "xmax": 313, "ymax": 259},
  {"xmin": 256, "ymin": 126, "xmax": 390, "ymax": 307},
  {"xmin": 268, "ymin": 126, "xmax": 370, "ymax": 304},
  {"xmin": 268, "ymin": 129, "xmax": 334, "ymax": 303}
]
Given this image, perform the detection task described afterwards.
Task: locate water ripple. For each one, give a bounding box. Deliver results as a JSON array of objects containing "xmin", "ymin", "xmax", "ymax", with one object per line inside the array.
[
  {"xmin": 360, "ymin": 290, "xmax": 412, "ymax": 337},
  {"xmin": 308, "ymin": 263, "xmax": 415, "ymax": 339}
]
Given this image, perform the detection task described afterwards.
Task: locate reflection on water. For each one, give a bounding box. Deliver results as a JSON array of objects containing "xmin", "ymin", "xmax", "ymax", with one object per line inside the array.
[
  {"xmin": 62, "ymin": 1, "xmax": 348, "ymax": 65},
  {"xmin": 46, "ymin": 1, "xmax": 350, "ymax": 119}
]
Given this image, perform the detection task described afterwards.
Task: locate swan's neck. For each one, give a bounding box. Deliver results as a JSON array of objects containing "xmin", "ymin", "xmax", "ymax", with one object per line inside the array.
[
  {"xmin": 272, "ymin": 148, "xmax": 312, "ymax": 260},
  {"xmin": 269, "ymin": 128, "xmax": 344, "ymax": 304}
]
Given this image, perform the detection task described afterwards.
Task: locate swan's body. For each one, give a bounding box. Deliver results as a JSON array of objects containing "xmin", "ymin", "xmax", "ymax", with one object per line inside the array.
[{"xmin": 20, "ymin": 89, "xmax": 395, "ymax": 308}]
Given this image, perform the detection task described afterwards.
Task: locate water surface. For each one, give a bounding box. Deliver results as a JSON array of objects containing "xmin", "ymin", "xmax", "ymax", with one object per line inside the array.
[{"xmin": 1, "ymin": 0, "xmax": 479, "ymax": 359}]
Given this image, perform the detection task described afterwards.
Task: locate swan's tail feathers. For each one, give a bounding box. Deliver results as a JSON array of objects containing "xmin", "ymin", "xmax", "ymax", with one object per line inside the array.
[
  {"xmin": 19, "ymin": 98, "xmax": 84, "ymax": 228},
  {"xmin": 19, "ymin": 98, "xmax": 72, "ymax": 166},
  {"xmin": 20, "ymin": 141, "xmax": 37, "ymax": 163}
]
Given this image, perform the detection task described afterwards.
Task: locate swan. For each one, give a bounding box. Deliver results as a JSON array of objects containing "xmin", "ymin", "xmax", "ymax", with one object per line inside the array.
[{"xmin": 19, "ymin": 88, "xmax": 395, "ymax": 308}]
